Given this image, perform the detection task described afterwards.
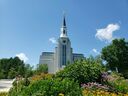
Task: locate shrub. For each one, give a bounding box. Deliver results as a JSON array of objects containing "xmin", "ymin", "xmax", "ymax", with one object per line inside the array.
[
  {"xmin": 107, "ymin": 78, "xmax": 128, "ymax": 94},
  {"xmin": 56, "ymin": 59, "xmax": 103, "ymax": 84},
  {"xmin": 82, "ymin": 89, "xmax": 128, "ymax": 96},
  {"xmin": 9, "ymin": 79, "xmax": 27, "ymax": 96},
  {"xmin": 81, "ymin": 82, "xmax": 109, "ymax": 91},
  {"xmin": 101, "ymin": 72, "xmax": 128, "ymax": 94},
  {"xmin": 31, "ymin": 73, "xmax": 54, "ymax": 81},
  {"xmin": 9, "ymin": 78, "xmax": 82, "ymax": 96},
  {"xmin": 0, "ymin": 92, "xmax": 8, "ymax": 96}
]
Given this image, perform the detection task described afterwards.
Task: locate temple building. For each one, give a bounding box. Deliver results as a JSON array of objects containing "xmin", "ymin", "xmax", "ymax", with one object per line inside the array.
[{"xmin": 39, "ymin": 16, "xmax": 85, "ymax": 73}]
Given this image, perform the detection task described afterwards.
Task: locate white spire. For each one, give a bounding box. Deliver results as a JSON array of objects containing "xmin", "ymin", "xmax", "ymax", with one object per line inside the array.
[{"xmin": 60, "ymin": 14, "xmax": 67, "ymax": 37}]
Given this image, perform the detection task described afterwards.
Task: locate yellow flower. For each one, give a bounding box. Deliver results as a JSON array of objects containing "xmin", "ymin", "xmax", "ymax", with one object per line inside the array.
[
  {"xmin": 58, "ymin": 93, "xmax": 64, "ymax": 96},
  {"xmin": 111, "ymin": 93, "xmax": 117, "ymax": 96},
  {"xmin": 124, "ymin": 94, "xmax": 128, "ymax": 96}
]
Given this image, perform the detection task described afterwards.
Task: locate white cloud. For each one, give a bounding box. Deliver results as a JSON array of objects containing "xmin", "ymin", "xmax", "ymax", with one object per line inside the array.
[
  {"xmin": 16, "ymin": 53, "xmax": 28, "ymax": 63},
  {"xmin": 95, "ymin": 23, "xmax": 120, "ymax": 42},
  {"xmin": 49, "ymin": 37, "xmax": 57, "ymax": 44},
  {"xmin": 92, "ymin": 48, "xmax": 100, "ymax": 54}
]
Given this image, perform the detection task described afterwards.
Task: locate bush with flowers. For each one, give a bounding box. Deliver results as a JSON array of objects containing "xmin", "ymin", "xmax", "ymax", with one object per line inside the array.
[
  {"xmin": 0, "ymin": 92, "xmax": 8, "ymax": 96},
  {"xmin": 56, "ymin": 58, "xmax": 103, "ymax": 84},
  {"xmin": 104, "ymin": 72, "xmax": 128, "ymax": 94},
  {"xmin": 9, "ymin": 78, "xmax": 82, "ymax": 96},
  {"xmin": 8, "ymin": 57, "xmax": 128, "ymax": 96},
  {"xmin": 31, "ymin": 73, "xmax": 54, "ymax": 81},
  {"xmin": 81, "ymin": 72, "xmax": 128, "ymax": 96},
  {"xmin": 82, "ymin": 89, "xmax": 128, "ymax": 96}
]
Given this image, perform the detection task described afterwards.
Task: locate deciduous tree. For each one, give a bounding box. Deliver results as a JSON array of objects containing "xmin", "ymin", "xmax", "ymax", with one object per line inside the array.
[{"xmin": 101, "ymin": 38, "xmax": 128, "ymax": 78}]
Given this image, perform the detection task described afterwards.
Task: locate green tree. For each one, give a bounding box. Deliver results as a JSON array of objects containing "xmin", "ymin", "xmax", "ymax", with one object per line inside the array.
[
  {"xmin": 13, "ymin": 57, "xmax": 25, "ymax": 76},
  {"xmin": 101, "ymin": 38, "xmax": 128, "ymax": 78},
  {"xmin": 8, "ymin": 68, "xmax": 17, "ymax": 79},
  {"xmin": 24, "ymin": 64, "xmax": 34, "ymax": 77},
  {"xmin": 0, "ymin": 69, "xmax": 5, "ymax": 79},
  {"xmin": 0, "ymin": 57, "xmax": 28, "ymax": 79},
  {"xmin": 36, "ymin": 64, "xmax": 48, "ymax": 74},
  {"xmin": 0, "ymin": 58, "xmax": 10, "ymax": 78}
]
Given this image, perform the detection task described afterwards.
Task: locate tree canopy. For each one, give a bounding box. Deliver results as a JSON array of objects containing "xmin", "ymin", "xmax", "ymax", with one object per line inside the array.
[
  {"xmin": 0, "ymin": 57, "xmax": 33, "ymax": 79},
  {"xmin": 101, "ymin": 38, "xmax": 128, "ymax": 78},
  {"xmin": 36, "ymin": 64, "xmax": 48, "ymax": 74}
]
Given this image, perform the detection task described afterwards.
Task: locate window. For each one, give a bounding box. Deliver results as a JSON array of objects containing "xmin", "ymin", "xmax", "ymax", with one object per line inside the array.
[
  {"xmin": 62, "ymin": 45, "xmax": 66, "ymax": 65},
  {"xmin": 63, "ymin": 40, "xmax": 66, "ymax": 43}
]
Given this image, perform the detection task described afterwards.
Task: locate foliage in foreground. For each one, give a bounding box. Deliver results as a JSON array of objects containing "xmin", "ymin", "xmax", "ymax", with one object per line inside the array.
[
  {"xmin": 81, "ymin": 72, "xmax": 128, "ymax": 96},
  {"xmin": 106, "ymin": 72, "xmax": 128, "ymax": 94},
  {"xmin": 8, "ymin": 55, "xmax": 128, "ymax": 96},
  {"xmin": 31, "ymin": 73, "xmax": 54, "ymax": 81},
  {"xmin": 82, "ymin": 89, "xmax": 128, "ymax": 96},
  {"xmin": 56, "ymin": 58, "xmax": 103, "ymax": 84},
  {"xmin": 82, "ymin": 77, "xmax": 128, "ymax": 96},
  {"xmin": 9, "ymin": 78, "xmax": 82, "ymax": 96},
  {"xmin": 0, "ymin": 92, "xmax": 8, "ymax": 96}
]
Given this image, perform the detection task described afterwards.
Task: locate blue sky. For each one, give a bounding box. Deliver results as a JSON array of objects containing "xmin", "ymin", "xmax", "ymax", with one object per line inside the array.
[{"xmin": 0, "ymin": 0, "xmax": 128, "ymax": 66}]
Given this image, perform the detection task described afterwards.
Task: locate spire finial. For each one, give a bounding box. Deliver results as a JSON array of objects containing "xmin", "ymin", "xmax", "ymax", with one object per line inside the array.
[
  {"xmin": 63, "ymin": 11, "xmax": 66, "ymax": 27},
  {"xmin": 60, "ymin": 12, "xmax": 67, "ymax": 37}
]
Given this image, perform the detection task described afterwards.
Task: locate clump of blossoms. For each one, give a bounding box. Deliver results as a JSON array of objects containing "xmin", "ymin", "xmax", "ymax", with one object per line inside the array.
[
  {"xmin": 101, "ymin": 72, "xmax": 109, "ymax": 81},
  {"xmin": 82, "ymin": 89, "xmax": 128, "ymax": 96},
  {"xmin": 81, "ymin": 82, "xmax": 109, "ymax": 91}
]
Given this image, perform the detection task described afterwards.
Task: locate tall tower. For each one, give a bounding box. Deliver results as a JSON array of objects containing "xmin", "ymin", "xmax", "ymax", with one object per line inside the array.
[
  {"xmin": 60, "ymin": 15, "xmax": 67, "ymax": 37},
  {"xmin": 39, "ymin": 15, "xmax": 85, "ymax": 74},
  {"xmin": 54, "ymin": 15, "xmax": 73, "ymax": 72}
]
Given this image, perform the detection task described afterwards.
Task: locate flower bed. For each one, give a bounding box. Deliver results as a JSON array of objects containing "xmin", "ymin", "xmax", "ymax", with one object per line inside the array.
[
  {"xmin": 83, "ymin": 89, "xmax": 128, "ymax": 96},
  {"xmin": 0, "ymin": 92, "xmax": 8, "ymax": 96},
  {"xmin": 81, "ymin": 82, "xmax": 128, "ymax": 96}
]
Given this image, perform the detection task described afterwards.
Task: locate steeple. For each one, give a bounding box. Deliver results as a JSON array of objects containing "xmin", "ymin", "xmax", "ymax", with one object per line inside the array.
[
  {"xmin": 63, "ymin": 16, "xmax": 66, "ymax": 27},
  {"xmin": 60, "ymin": 14, "xmax": 67, "ymax": 37}
]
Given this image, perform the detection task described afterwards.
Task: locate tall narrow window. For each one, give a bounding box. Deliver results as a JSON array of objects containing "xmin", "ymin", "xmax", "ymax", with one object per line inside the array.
[
  {"xmin": 62, "ymin": 45, "xmax": 64, "ymax": 65},
  {"xmin": 62, "ymin": 45, "xmax": 66, "ymax": 65},
  {"xmin": 64, "ymin": 45, "xmax": 66, "ymax": 65}
]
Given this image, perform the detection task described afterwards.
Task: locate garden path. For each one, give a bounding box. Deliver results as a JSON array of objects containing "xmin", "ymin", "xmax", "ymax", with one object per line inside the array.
[{"xmin": 0, "ymin": 79, "xmax": 14, "ymax": 92}]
